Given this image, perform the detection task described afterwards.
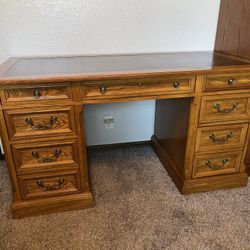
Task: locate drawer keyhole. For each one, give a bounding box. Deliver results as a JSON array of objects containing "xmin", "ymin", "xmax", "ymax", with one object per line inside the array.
[
  {"xmin": 173, "ymin": 82, "xmax": 180, "ymax": 88},
  {"xmin": 100, "ymin": 85, "xmax": 107, "ymax": 95},
  {"xmin": 33, "ymin": 90, "xmax": 41, "ymax": 98},
  {"xmin": 228, "ymin": 79, "xmax": 236, "ymax": 85}
]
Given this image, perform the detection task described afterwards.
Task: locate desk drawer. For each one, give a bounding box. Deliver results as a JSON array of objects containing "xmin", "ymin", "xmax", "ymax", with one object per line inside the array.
[
  {"xmin": 19, "ymin": 170, "xmax": 81, "ymax": 199},
  {"xmin": 83, "ymin": 76, "xmax": 195, "ymax": 100},
  {"xmin": 2, "ymin": 84, "xmax": 72, "ymax": 104},
  {"xmin": 195, "ymin": 123, "xmax": 248, "ymax": 153},
  {"xmin": 12, "ymin": 140, "xmax": 78, "ymax": 174},
  {"xmin": 205, "ymin": 73, "xmax": 250, "ymax": 91},
  {"xmin": 199, "ymin": 94, "xmax": 250, "ymax": 123},
  {"xmin": 193, "ymin": 151, "xmax": 242, "ymax": 178},
  {"xmin": 5, "ymin": 106, "xmax": 76, "ymax": 140}
]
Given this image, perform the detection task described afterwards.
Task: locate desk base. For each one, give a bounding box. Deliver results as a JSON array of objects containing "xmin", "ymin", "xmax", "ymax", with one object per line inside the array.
[
  {"xmin": 151, "ymin": 136, "xmax": 248, "ymax": 194},
  {"xmin": 11, "ymin": 192, "xmax": 94, "ymax": 219},
  {"xmin": 246, "ymin": 164, "xmax": 250, "ymax": 176}
]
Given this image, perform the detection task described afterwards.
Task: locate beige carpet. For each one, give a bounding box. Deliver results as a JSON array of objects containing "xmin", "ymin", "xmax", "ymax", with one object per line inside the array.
[{"xmin": 0, "ymin": 145, "xmax": 249, "ymax": 250}]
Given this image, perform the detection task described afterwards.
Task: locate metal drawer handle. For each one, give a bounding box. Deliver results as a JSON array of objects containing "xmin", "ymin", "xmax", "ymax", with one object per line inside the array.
[
  {"xmin": 209, "ymin": 132, "xmax": 233, "ymax": 144},
  {"xmin": 205, "ymin": 159, "xmax": 229, "ymax": 170},
  {"xmin": 32, "ymin": 149, "xmax": 62, "ymax": 163},
  {"xmin": 213, "ymin": 102, "xmax": 239, "ymax": 114},
  {"xmin": 99, "ymin": 85, "xmax": 107, "ymax": 95},
  {"xmin": 228, "ymin": 79, "xmax": 236, "ymax": 85},
  {"xmin": 173, "ymin": 82, "xmax": 180, "ymax": 88},
  {"xmin": 33, "ymin": 90, "xmax": 41, "ymax": 98},
  {"xmin": 25, "ymin": 116, "xmax": 57, "ymax": 130},
  {"xmin": 36, "ymin": 177, "xmax": 65, "ymax": 191}
]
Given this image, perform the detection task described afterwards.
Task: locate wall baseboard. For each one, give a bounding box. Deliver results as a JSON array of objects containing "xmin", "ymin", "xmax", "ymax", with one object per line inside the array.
[{"xmin": 87, "ymin": 140, "xmax": 151, "ymax": 150}]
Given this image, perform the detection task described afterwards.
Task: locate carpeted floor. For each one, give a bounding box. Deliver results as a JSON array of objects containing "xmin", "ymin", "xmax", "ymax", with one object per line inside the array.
[{"xmin": 0, "ymin": 145, "xmax": 249, "ymax": 250}]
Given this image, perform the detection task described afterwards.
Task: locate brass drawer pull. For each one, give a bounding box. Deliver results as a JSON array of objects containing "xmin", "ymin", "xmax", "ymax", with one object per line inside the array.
[
  {"xmin": 209, "ymin": 132, "xmax": 233, "ymax": 144},
  {"xmin": 173, "ymin": 82, "xmax": 180, "ymax": 88},
  {"xmin": 228, "ymin": 79, "xmax": 236, "ymax": 85},
  {"xmin": 205, "ymin": 159, "xmax": 229, "ymax": 170},
  {"xmin": 25, "ymin": 116, "xmax": 57, "ymax": 130},
  {"xmin": 33, "ymin": 90, "xmax": 41, "ymax": 98},
  {"xmin": 32, "ymin": 149, "xmax": 62, "ymax": 163},
  {"xmin": 99, "ymin": 85, "xmax": 107, "ymax": 95},
  {"xmin": 36, "ymin": 177, "xmax": 65, "ymax": 191},
  {"xmin": 213, "ymin": 102, "xmax": 239, "ymax": 113}
]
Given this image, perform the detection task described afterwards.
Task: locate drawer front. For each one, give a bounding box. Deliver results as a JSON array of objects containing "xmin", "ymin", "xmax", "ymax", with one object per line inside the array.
[
  {"xmin": 199, "ymin": 95, "xmax": 250, "ymax": 123},
  {"xmin": 195, "ymin": 123, "xmax": 249, "ymax": 153},
  {"xmin": 2, "ymin": 84, "xmax": 72, "ymax": 104},
  {"xmin": 19, "ymin": 170, "xmax": 81, "ymax": 199},
  {"xmin": 205, "ymin": 73, "xmax": 250, "ymax": 91},
  {"xmin": 5, "ymin": 106, "xmax": 76, "ymax": 140},
  {"xmin": 12, "ymin": 140, "xmax": 79, "ymax": 173},
  {"xmin": 193, "ymin": 151, "xmax": 242, "ymax": 178},
  {"xmin": 83, "ymin": 76, "xmax": 195, "ymax": 100}
]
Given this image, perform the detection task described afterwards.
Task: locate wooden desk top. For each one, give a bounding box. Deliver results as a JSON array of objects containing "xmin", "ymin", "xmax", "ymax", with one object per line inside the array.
[{"xmin": 1, "ymin": 51, "xmax": 250, "ymax": 83}]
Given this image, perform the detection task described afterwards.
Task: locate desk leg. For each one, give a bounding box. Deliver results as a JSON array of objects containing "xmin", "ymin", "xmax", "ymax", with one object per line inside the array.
[{"xmin": 74, "ymin": 104, "xmax": 93, "ymax": 193}]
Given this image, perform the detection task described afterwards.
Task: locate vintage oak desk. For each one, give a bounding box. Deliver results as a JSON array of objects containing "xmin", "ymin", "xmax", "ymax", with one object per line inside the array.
[{"xmin": 0, "ymin": 51, "xmax": 250, "ymax": 218}]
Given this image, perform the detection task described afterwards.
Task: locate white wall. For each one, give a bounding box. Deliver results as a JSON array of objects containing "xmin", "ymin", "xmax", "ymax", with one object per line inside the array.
[
  {"xmin": 84, "ymin": 101, "xmax": 155, "ymax": 145},
  {"xmin": 0, "ymin": 0, "xmax": 221, "ymax": 146}
]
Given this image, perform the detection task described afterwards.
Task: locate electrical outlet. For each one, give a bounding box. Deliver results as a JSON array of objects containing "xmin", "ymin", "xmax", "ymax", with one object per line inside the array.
[{"xmin": 104, "ymin": 116, "xmax": 114, "ymax": 129}]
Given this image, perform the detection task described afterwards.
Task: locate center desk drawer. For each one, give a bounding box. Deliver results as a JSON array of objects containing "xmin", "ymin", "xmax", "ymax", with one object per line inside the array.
[
  {"xmin": 83, "ymin": 76, "xmax": 195, "ymax": 100},
  {"xmin": 205, "ymin": 73, "xmax": 250, "ymax": 91},
  {"xmin": 199, "ymin": 94, "xmax": 250, "ymax": 123},
  {"xmin": 1, "ymin": 84, "xmax": 72, "ymax": 104},
  {"xmin": 12, "ymin": 140, "xmax": 79, "ymax": 174},
  {"xmin": 18, "ymin": 170, "xmax": 81, "ymax": 200},
  {"xmin": 195, "ymin": 123, "xmax": 249, "ymax": 153},
  {"xmin": 5, "ymin": 106, "xmax": 76, "ymax": 140}
]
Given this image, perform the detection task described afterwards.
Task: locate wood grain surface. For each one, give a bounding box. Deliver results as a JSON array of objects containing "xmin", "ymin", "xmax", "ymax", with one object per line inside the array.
[
  {"xmin": 18, "ymin": 170, "xmax": 81, "ymax": 200},
  {"xmin": 83, "ymin": 76, "xmax": 195, "ymax": 100},
  {"xmin": 0, "ymin": 53, "xmax": 249, "ymax": 218},
  {"xmin": 12, "ymin": 139, "xmax": 79, "ymax": 174},
  {"xmin": 195, "ymin": 123, "xmax": 248, "ymax": 153},
  {"xmin": 199, "ymin": 94, "xmax": 250, "ymax": 123},
  {"xmin": 193, "ymin": 151, "xmax": 242, "ymax": 178},
  {"xmin": 0, "ymin": 0, "xmax": 250, "ymax": 218},
  {"xmin": 0, "ymin": 52, "xmax": 250, "ymax": 84},
  {"xmin": 205, "ymin": 72, "xmax": 250, "ymax": 91},
  {"xmin": 4, "ymin": 106, "xmax": 76, "ymax": 141},
  {"xmin": 215, "ymin": 0, "xmax": 250, "ymax": 60},
  {"xmin": 2, "ymin": 84, "xmax": 72, "ymax": 103}
]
